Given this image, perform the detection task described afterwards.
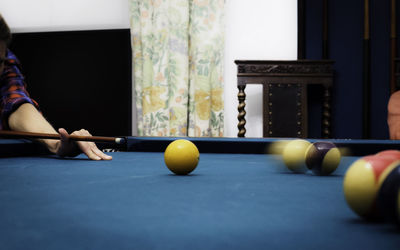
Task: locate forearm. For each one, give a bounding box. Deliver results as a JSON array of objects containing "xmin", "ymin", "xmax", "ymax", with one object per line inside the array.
[{"xmin": 8, "ymin": 103, "xmax": 59, "ymax": 153}]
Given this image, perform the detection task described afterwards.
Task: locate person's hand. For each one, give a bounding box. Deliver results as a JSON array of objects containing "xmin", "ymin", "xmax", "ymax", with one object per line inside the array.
[
  {"xmin": 388, "ymin": 91, "xmax": 400, "ymax": 140},
  {"xmin": 55, "ymin": 128, "xmax": 112, "ymax": 160}
]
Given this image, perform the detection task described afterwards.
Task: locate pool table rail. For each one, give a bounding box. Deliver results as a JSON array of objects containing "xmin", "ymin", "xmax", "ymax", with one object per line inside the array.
[{"xmin": 2, "ymin": 137, "xmax": 400, "ymax": 157}]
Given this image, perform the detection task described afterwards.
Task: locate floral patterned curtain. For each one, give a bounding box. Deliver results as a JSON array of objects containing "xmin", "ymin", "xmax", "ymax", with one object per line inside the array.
[{"xmin": 129, "ymin": 0, "xmax": 225, "ymax": 137}]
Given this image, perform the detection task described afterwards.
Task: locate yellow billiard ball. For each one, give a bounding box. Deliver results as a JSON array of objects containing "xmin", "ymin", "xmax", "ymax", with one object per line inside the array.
[
  {"xmin": 282, "ymin": 139, "xmax": 311, "ymax": 173},
  {"xmin": 267, "ymin": 140, "xmax": 290, "ymax": 155},
  {"xmin": 164, "ymin": 139, "xmax": 200, "ymax": 175}
]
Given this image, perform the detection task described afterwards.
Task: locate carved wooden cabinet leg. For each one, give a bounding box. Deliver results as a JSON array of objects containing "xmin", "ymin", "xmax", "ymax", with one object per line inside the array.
[
  {"xmin": 237, "ymin": 85, "xmax": 247, "ymax": 137},
  {"xmin": 322, "ymin": 85, "xmax": 331, "ymax": 138}
]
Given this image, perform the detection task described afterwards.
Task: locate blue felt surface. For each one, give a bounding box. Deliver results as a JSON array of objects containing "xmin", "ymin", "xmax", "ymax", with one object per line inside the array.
[{"xmin": 0, "ymin": 152, "xmax": 399, "ymax": 250}]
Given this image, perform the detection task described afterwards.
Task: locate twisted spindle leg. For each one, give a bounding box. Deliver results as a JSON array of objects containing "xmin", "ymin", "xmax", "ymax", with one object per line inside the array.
[{"xmin": 238, "ymin": 85, "xmax": 247, "ymax": 137}]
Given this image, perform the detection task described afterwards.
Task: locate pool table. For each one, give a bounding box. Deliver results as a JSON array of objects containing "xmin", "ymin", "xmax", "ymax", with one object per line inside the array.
[{"xmin": 0, "ymin": 137, "xmax": 400, "ymax": 250}]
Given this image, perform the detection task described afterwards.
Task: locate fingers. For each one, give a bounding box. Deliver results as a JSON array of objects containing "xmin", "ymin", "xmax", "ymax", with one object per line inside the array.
[
  {"xmin": 79, "ymin": 141, "xmax": 112, "ymax": 161},
  {"xmin": 56, "ymin": 128, "xmax": 113, "ymax": 160},
  {"xmin": 92, "ymin": 146, "xmax": 113, "ymax": 160},
  {"xmin": 71, "ymin": 129, "xmax": 112, "ymax": 161}
]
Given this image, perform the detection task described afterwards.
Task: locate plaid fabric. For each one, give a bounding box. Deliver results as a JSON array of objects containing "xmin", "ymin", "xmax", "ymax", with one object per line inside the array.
[{"xmin": 0, "ymin": 50, "xmax": 39, "ymax": 130}]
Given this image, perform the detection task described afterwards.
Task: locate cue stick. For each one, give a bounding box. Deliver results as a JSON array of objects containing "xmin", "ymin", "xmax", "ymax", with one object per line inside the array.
[
  {"xmin": 0, "ymin": 130, "xmax": 126, "ymax": 144},
  {"xmin": 363, "ymin": 0, "xmax": 371, "ymax": 139},
  {"xmin": 390, "ymin": 0, "xmax": 397, "ymax": 94},
  {"xmin": 322, "ymin": 0, "xmax": 329, "ymax": 59}
]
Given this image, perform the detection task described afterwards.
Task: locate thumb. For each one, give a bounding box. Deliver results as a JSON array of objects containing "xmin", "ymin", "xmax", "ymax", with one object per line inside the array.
[{"xmin": 58, "ymin": 128, "xmax": 70, "ymax": 142}]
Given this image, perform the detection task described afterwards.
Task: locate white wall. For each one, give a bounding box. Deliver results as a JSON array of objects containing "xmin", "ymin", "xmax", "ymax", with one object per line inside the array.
[
  {"xmin": 0, "ymin": 0, "xmax": 297, "ymax": 137},
  {"xmin": 224, "ymin": 0, "xmax": 297, "ymax": 137},
  {"xmin": 0, "ymin": 0, "xmax": 130, "ymax": 32}
]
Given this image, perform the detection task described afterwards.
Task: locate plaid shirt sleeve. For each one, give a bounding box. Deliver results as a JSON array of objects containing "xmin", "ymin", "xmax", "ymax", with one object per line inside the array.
[{"xmin": 0, "ymin": 49, "xmax": 40, "ymax": 130}]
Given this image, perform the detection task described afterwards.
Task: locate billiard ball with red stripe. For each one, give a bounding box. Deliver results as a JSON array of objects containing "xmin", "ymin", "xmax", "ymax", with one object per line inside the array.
[
  {"xmin": 343, "ymin": 155, "xmax": 399, "ymax": 220},
  {"xmin": 376, "ymin": 164, "xmax": 400, "ymax": 225}
]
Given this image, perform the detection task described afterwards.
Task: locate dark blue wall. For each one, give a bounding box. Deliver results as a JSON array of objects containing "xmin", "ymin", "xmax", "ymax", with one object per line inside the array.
[{"xmin": 305, "ymin": 0, "xmax": 393, "ymax": 139}]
